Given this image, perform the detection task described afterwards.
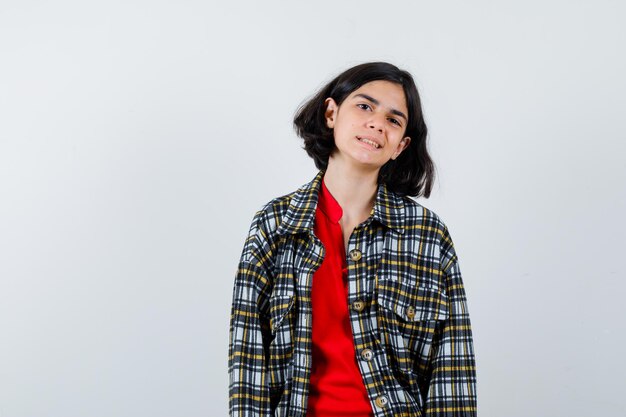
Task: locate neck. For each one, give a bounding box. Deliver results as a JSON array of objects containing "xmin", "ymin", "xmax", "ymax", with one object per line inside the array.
[{"xmin": 323, "ymin": 155, "xmax": 379, "ymax": 219}]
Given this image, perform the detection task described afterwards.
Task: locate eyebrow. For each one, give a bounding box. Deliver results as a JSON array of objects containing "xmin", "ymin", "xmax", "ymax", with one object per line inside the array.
[{"xmin": 353, "ymin": 93, "xmax": 408, "ymax": 122}]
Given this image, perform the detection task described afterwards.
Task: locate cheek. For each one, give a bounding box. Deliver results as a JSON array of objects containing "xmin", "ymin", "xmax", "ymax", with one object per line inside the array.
[{"xmin": 334, "ymin": 121, "xmax": 355, "ymax": 139}]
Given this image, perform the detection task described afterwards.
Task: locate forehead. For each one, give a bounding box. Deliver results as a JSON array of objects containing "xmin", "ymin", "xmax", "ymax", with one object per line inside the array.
[{"xmin": 348, "ymin": 80, "xmax": 408, "ymax": 113}]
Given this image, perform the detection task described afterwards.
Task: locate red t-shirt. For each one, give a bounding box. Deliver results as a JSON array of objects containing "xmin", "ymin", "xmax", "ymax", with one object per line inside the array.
[{"xmin": 306, "ymin": 176, "xmax": 374, "ymax": 417}]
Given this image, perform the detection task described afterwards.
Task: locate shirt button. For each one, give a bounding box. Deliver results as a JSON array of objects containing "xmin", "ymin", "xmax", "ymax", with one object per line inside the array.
[
  {"xmin": 349, "ymin": 249, "xmax": 362, "ymax": 261},
  {"xmin": 406, "ymin": 305, "xmax": 416, "ymax": 319},
  {"xmin": 360, "ymin": 348, "xmax": 374, "ymax": 361},
  {"xmin": 374, "ymin": 395, "xmax": 389, "ymax": 408},
  {"xmin": 352, "ymin": 300, "xmax": 365, "ymax": 312}
]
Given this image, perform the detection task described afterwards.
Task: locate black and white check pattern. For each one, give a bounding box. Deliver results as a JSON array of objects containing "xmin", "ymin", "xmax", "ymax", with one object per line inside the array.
[{"xmin": 228, "ymin": 169, "xmax": 477, "ymax": 416}]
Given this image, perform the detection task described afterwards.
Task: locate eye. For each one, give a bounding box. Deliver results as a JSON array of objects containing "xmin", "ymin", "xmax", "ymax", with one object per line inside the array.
[
  {"xmin": 357, "ymin": 103, "xmax": 371, "ymax": 111},
  {"xmin": 389, "ymin": 118, "xmax": 401, "ymax": 126}
]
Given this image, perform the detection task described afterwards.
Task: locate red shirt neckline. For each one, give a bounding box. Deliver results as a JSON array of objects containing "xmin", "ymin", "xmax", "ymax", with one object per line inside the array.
[{"xmin": 318, "ymin": 176, "xmax": 343, "ymax": 224}]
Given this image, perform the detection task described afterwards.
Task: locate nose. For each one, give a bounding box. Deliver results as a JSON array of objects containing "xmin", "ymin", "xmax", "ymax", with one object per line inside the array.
[{"xmin": 367, "ymin": 113, "xmax": 385, "ymax": 133}]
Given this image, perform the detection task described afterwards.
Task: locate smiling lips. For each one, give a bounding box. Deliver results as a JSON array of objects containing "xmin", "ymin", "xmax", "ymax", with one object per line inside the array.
[{"xmin": 357, "ymin": 136, "xmax": 382, "ymax": 149}]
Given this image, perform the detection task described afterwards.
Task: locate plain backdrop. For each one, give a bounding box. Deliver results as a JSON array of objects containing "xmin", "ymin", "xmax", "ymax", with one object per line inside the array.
[{"xmin": 1, "ymin": 1, "xmax": 625, "ymax": 416}]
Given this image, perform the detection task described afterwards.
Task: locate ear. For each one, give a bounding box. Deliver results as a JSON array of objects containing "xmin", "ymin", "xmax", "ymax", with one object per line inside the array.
[
  {"xmin": 392, "ymin": 136, "xmax": 411, "ymax": 160},
  {"xmin": 324, "ymin": 98, "xmax": 338, "ymax": 129}
]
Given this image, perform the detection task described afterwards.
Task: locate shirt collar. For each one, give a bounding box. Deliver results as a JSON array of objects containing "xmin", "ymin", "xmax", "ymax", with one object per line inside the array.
[{"xmin": 276, "ymin": 169, "xmax": 406, "ymax": 236}]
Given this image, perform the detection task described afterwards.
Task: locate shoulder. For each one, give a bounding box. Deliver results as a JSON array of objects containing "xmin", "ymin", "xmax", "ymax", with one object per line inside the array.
[
  {"xmin": 239, "ymin": 188, "xmax": 299, "ymax": 262},
  {"xmin": 399, "ymin": 195, "xmax": 449, "ymax": 237},
  {"xmin": 398, "ymin": 195, "xmax": 459, "ymax": 269},
  {"xmin": 249, "ymin": 189, "xmax": 297, "ymax": 235}
]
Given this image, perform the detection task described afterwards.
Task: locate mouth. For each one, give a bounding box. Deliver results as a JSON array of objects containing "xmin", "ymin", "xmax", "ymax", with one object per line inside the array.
[{"xmin": 357, "ymin": 136, "xmax": 382, "ymax": 150}]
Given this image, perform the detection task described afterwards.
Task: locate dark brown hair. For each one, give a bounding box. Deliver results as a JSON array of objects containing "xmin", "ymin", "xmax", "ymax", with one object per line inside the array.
[{"xmin": 293, "ymin": 61, "xmax": 434, "ymax": 198}]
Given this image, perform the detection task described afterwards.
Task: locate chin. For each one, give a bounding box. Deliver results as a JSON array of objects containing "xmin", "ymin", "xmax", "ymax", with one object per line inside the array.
[{"xmin": 349, "ymin": 157, "xmax": 384, "ymax": 171}]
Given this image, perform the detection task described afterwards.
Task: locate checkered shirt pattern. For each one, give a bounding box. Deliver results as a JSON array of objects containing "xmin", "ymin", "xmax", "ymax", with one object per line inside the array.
[{"xmin": 228, "ymin": 169, "xmax": 477, "ymax": 416}]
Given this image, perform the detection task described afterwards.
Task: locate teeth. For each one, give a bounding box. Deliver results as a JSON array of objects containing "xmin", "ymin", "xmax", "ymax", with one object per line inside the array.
[{"xmin": 359, "ymin": 137, "xmax": 380, "ymax": 148}]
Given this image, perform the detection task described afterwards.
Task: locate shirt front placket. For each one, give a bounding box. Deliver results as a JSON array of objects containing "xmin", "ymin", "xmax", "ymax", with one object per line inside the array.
[{"xmin": 344, "ymin": 219, "xmax": 400, "ymax": 416}]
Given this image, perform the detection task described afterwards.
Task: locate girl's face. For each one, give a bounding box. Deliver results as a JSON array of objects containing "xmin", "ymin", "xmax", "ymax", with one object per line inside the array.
[{"xmin": 324, "ymin": 80, "xmax": 411, "ymax": 170}]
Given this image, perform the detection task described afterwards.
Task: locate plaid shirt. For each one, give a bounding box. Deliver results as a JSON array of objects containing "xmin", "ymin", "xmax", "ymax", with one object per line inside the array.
[{"xmin": 228, "ymin": 169, "xmax": 477, "ymax": 417}]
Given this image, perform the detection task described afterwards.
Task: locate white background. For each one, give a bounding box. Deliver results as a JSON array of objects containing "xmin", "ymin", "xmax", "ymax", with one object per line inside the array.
[{"xmin": 1, "ymin": 1, "xmax": 625, "ymax": 416}]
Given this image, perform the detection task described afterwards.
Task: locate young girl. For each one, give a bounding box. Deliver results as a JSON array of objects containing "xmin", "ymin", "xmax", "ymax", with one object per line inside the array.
[{"xmin": 228, "ymin": 62, "xmax": 477, "ymax": 417}]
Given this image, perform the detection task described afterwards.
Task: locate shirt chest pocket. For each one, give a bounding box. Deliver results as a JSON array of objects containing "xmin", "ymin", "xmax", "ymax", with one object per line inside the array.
[
  {"xmin": 377, "ymin": 283, "xmax": 449, "ymax": 323},
  {"xmin": 268, "ymin": 268, "xmax": 297, "ymax": 335},
  {"xmin": 376, "ymin": 280, "xmax": 450, "ymax": 378},
  {"xmin": 269, "ymin": 293, "xmax": 295, "ymax": 334}
]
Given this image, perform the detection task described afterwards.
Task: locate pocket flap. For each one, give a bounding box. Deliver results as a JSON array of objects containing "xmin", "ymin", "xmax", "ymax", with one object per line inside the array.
[
  {"xmin": 269, "ymin": 294, "xmax": 295, "ymax": 333},
  {"xmin": 378, "ymin": 284, "xmax": 449, "ymax": 322}
]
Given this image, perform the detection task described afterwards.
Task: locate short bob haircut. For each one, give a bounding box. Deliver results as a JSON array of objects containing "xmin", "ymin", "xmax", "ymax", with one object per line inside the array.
[{"xmin": 293, "ymin": 61, "xmax": 434, "ymax": 198}]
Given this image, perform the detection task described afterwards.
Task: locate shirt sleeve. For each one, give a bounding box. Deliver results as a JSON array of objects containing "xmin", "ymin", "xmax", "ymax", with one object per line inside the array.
[
  {"xmin": 421, "ymin": 224, "xmax": 478, "ymax": 416},
  {"xmin": 228, "ymin": 210, "xmax": 273, "ymax": 416}
]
